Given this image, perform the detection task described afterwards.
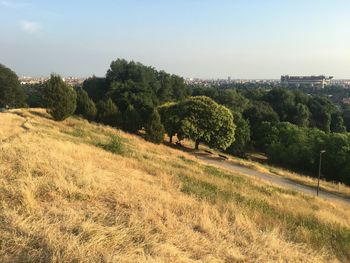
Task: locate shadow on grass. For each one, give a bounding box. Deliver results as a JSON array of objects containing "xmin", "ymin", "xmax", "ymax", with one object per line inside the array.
[{"xmin": 28, "ymin": 110, "xmax": 52, "ymax": 120}]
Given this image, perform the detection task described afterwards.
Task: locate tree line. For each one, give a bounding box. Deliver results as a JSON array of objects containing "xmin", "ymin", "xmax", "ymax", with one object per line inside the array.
[{"xmin": 1, "ymin": 60, "xmax": 350, "ymax": 185}]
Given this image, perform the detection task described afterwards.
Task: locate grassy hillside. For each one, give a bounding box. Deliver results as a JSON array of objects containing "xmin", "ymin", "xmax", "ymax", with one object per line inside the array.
[{"xmin": 0, "ymin": 109, "xmax": 349, "ymax": 262}]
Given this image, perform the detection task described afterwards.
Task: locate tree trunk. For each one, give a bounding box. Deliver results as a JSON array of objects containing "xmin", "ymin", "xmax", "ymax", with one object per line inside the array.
[{"xmin": 195, "ymin": 140, "xmax": 200, "ymax": 150}]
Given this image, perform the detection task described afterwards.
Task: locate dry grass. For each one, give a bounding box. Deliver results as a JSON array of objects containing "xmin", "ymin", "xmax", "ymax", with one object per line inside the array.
[{"xmin": 0, "ymin": 108, "xmax": 349, "ymax": 262}]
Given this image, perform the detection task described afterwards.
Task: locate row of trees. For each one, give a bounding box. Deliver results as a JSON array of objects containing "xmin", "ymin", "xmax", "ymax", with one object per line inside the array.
[
  {"xmin": 192, "ymin": 85, "xmax": 350, "ymax": 184},
  {"xmin": 257, "ymin": 122, "xmax": 350, "ymax": 184},
  {"xmin": 33, "ymin": 60, "xmax": 235, "ymax": 148},
  {"xmin": 2, "ymin": 60, "xmax": 350, "ymax": 185}
]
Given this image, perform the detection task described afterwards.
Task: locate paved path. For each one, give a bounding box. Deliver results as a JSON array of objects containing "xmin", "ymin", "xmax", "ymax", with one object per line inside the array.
[{"xmin": 197, "ymin": 155, "xmax": 350, "ymax": 206}]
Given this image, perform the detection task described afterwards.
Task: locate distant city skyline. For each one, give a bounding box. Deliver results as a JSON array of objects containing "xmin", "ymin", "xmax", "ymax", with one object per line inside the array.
[{"xmin": 1, "ymin": 0, "xmax": 350, "ymax": 79}]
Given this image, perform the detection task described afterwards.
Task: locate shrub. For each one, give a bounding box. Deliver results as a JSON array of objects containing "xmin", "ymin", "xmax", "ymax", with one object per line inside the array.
[
  {"xmin": 145, "ymin": 109, "xmax": 165, "ymax": 144},
  {"xmin": 76, "ymin": 89, "xmax": 97, "ymax": 120},
  {"xmin": 44, "ymin": 74, "xmax": 77, "ymax": 121}
]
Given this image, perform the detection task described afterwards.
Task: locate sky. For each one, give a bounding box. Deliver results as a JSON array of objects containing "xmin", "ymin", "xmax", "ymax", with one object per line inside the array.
[{"xmin": 1, "ymin": 0, "xmax": 350, "ymax": 79}]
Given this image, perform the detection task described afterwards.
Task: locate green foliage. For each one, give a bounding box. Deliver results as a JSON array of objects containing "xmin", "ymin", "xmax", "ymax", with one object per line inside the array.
[
  {"xmin": 158, "ymin": 102, "xmax": 181, "ymax": 143},
  {"xmin": 330, "ymin": 112, "xmax": 346, "ymax": 133},
  {"xmin": 96, "ymin": 134, "xmax": 123, "ymax": 154},
  {"xmin": 192, "ymin": 87, "xmax": 250, "ymax": 113},
  {"xmin": 44, "ymin": 74, "xmax": 77, "ymax": 121},
  {"xmin": 82, "ymin": 76, "xmax": 108, "ymax": 102},
  {"xmin": 106, "ymin": 59, "xmax": 189, "ymax": 106},
  {"xmin": 176, "ymin": 96, "xmax": 235, "ymax": 150},
  {"xmin": 244, "ymin": 101, "xmax": 279, "ymax": 145},
  {"xmin": 145, "ymin": 109, "xmax": 165, "ymax": 144},
  {"xmin": 343, "ymin": 106, "xmax": 350, "ymax": 132},
  {"xmin": 76, "ymin": 89, "xmax": 97, "ymax": 121},
  {"xmin": 225, "ymin": 112, "xmax": 250, "ymax": 154},
  {"xmin": 0, "ymin": 64, "xmax": 26, "ymax": 108},
  {"xmin": 122, "ymin": 104, "xmax": 141, "ymax": 133},
  {"xmin": 293, "ymin": 103, "xmax": 310, "ymax": 127},
  {"xmin": 259, "ymin": 121, "xmax": 350, "ymax": 185},
  {"xmin": 23, "ymin": 84, "xmax": 45, "ymax": 108},
  {"xmin": 263, "ymin": 88, "xmax": 296, "ymax": 122},
  {"xmin": 96, "ymin": 98, "xmax": 120, "ymax": 126},
  {"xmin": 254, "ymin": 121, "xmax": 279, "ymax": 151},
  {"xmin": 308, "ymin": 96, "xmax": 335, "ymax": 132}
]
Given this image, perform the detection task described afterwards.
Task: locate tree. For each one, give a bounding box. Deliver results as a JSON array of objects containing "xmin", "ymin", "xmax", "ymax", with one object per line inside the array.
[
  {"xmin": 243, "ymin": 101, "xmax": 279, "ymax": 144},
  {"xmin": 330, "ymin": 112, "xmax": 346, "ymax": 133},
  {"xmin": 308, "ymin": 96, "xmax": 335, "ymax": 132},
  {"xmin": 176, "ymin": 96, "xmax": 235, "ymax": 150},
  {"xmin": 96, "ymin": 98, "xmax": 120, "ymax": 126},
  {"xmin": 158, "ymin": 102, "xmax": 181, "ymax": 143},
  {"xmin": 145, "ymin": 109, "xmax": 165, "ymax": 144},
  {"xmin": 225, "ymin": 112, "xmax": 250, "ymax": 154},
  {"xmin": 254, "ymin": 121, "xmax": 279, "ymax": 151},
  {"xmin": 263, "ymin": 88, "xmax": 295, "ymax": 122},
  {"xmin": 23, "ymin": 84, "xmax": 45, "ymax": 108},
  {"xmin": 0, "ymin": 64, "xmax": 26, "ymax": 108},
  {"xmin": 76, "ymin": 89, "xmax": 97, "ymax": 121},
  {"xmin": 342, "ymin": 106, "xmax": 350, "ymax": 132},
  {"xmin": 122, "ymin": 104, "xmax": 141, "ymax": 133},
  {"xmin": 292, "ymin": 103, "xmax": 310, "ymax": 127},
  {"xmin": 191, "ymin": 87, "xmax": 250, "ymax": 113},
  {"xmin": 82, "ymin": 76, "xmax": 109, "ymax": 103},
  {"xmin": 266, "ymin": 123, "xmax": 317, "ymax": 173},
  {"xmin": 44, "ymin": 74, "xmax": 77, "ymax": 121}
]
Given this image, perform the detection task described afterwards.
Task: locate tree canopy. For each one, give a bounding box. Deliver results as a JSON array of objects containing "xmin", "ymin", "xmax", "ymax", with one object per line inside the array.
[
  {"xmin": 44, "ymin": 74, "xmax": 77, "ymax": 121},
  {"xmin": 0, "ymin": 64, "xmax": 26, "ymax": 108}
]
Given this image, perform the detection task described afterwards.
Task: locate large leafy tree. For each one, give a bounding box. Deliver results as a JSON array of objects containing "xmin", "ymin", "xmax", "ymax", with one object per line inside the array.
[
  {"xmin": 0, "ymin": 64, "xmax": 26, "ymax": 108},
  {"xmin": 177, "ymin": 96, "xmax": 235, "ymax": 150},
  {"xmin": 44, "ymin": 74, "xmax": 77, "ymax": 121}
]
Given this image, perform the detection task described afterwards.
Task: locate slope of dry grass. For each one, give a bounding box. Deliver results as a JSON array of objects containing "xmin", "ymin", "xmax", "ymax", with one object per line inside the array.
[{"xmin": 0, "ymin": 109, "xmax": 349, "ymax": 262}]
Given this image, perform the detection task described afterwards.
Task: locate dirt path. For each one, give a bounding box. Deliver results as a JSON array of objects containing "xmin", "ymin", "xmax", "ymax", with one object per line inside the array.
[{"xmin": 197, "ymin": 155, "xmax": 350, "ymax": 206}]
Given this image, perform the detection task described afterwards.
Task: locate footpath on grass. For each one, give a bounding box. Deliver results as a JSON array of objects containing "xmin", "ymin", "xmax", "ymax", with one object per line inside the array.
[{"xmin": 195, "ymin": 153, "xmax": 350, "ymax": 206}]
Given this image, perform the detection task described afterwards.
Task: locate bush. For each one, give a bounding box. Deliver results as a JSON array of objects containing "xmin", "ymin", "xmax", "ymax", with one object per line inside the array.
[
  {"xmin": 97, "ymin": 134, "xmax": 123, "ymax": 154},
  {"xmin": 44, "ymin": 74, "xmax": 77, "ymax": 121}
]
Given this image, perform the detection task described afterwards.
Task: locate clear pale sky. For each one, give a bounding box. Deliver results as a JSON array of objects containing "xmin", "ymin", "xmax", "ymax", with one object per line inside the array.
[{"xmin": 1, "ymin": 0, "xmax": 350, "ymax": 79}]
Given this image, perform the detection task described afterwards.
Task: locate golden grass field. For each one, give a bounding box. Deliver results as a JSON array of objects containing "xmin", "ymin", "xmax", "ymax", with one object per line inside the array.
[{"xmin": 0, "ymin": 108, "xmax": 349, "ymax": 262}]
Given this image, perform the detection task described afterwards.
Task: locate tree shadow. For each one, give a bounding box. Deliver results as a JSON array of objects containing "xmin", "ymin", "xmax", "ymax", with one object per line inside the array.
[
  {"xmin": 28, "ymin": 110, "xmax": 52, "ymax": 120},
  {"xmin": 163, "ymin": 141, "xmax": 227, "ymax": 161}
]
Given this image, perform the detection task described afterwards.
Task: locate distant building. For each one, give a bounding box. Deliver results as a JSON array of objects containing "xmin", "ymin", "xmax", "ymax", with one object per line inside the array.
[{"xmin": 281, "ymin": 75, "xmax": 333, "ymax": 88}]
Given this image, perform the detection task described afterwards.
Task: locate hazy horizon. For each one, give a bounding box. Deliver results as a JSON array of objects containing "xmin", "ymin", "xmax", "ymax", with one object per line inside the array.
[{"xmin": 1, "ymin": 0, "xmax": 350, "ymax": 79}]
